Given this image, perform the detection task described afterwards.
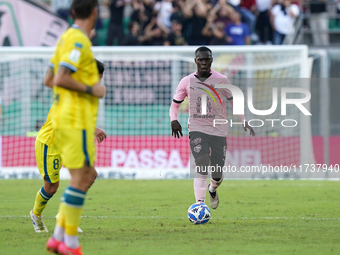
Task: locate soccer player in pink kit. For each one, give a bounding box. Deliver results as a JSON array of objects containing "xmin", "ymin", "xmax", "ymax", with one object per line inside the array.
[{"xmin": 170, "ymin": 46, "xmax": 255, "ymax": 209}]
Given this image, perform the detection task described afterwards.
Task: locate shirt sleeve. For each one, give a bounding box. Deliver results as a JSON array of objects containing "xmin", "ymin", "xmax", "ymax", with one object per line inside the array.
[
  {"xmin": 173, "ymin": 77, "xmax": 188, "ymax": 103},
  {"xmin": 59, "ymin": 35, "xmax": 89, "ymax": 72}
]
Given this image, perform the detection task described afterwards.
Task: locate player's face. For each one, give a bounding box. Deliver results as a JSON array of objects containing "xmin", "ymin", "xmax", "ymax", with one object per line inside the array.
[{"xmin": 195, "ymin": 51, "xmax": 213, "ymax": 77}]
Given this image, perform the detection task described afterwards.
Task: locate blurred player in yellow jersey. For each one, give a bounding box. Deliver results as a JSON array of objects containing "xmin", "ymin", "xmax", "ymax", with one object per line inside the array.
[
  {"xmin": 30, "ymin": 60, "xmax": 106, "ymax": 234},
  {"xmin": 44, "ymin": 0, "xmax": 105, "ymax": 254}
]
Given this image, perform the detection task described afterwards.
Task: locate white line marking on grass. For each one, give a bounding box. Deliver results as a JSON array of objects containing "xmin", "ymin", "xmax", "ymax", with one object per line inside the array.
[{"xmin": 1, "ymin": 215, "xmax": 340, "ymax": 221}]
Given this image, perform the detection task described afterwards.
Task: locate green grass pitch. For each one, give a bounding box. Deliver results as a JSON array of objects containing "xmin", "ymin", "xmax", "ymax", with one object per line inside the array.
[{"xmin": 0, "ymin": 179, "xmax": 340, "ymax": 255}]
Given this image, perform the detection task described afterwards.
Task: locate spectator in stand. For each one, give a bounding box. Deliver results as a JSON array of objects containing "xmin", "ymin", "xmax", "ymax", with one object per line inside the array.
[
  {"xmin": 307, "ymin": 0, "xmax": 329, "ymax": 46},
  {"xmin": 123, "ymin": 21, "xmax": 140, "ymax": 45},
  {"xmin": 130, "ymin": 1, "xmax": 152, "ymax": 30},
  {"xmin": 256, "ymin": 0, "xmax": 273, "ymax": 44},
  {"xmin": 182, "ymin": 0, "xmax": 210, "ymax": 45},
  {"xmin": 270, "ymin": 0, "xmax": 299, "ymax": 45},
  {"xmin": 241, "ymin": 0, "xmax": 256, "ymax": 13},
  {"xmin": 202, "ymin": 13, "xmax": 228, "ymax": 45},
  {"xmin": 105, "ymin": 0, "xmax": 126, "ymax": 46},
  {"xmin": 227, "ymin": 0, "xmax": 257, "ymax": 41},
  {"xmin": 225, "ymin": 10, "xmax": 250, "ymax": 45},
  {"xmin": 122, "ymin": 21, "xmax": 150, "ymax": 45},
  {"xmin": 143, "ymin": 16, "xmax": 167, "ymax": 45},
  {"xmin": 164, "ymin": 20, "xmax": 187, "ymax": 45},
  {"xmin": 51, "ymin": 0, "xmax": 72, "ymax": 20},
  {"xmin": 240, "ymin": 0, "xmax": 259, "ymax": 42},
  {"xmin": 209, "ymin": 1, "xmax": 234, "ymax": 28},
  {"xmin": 170, "ymin": 0, "xmax": 185, "ymax": 25},
  {"xmin": 141, "ymin": 0, "xmax": 155, "ymax": 14},
  {"xmin": 154, "ymin": 0, "xmax": 174, "ymax": 31}
]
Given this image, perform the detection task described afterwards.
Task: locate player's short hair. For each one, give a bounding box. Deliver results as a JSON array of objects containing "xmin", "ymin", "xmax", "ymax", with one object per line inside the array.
[
  {"xmin": 71, "ymin": 0, "xmax": 98, "ymax": 19},
  {"xmin": 96, "ymin": 59, "xmax": 105, "ymax": 75},
  {"xmin": 195, "ymin": 46, "xmax": 212, "ymax": 55}
]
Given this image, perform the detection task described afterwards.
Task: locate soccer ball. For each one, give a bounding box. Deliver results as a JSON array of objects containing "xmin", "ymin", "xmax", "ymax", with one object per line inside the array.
[{"xmin": 187, "ymin": 202, "xmax": 211, "ymax": 224}]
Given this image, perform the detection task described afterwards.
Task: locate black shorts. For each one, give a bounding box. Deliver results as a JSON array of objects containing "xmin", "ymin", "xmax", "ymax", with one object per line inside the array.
[{"xmin": 189, "ymin": 131, "xmax": 227, "ymax": 167}]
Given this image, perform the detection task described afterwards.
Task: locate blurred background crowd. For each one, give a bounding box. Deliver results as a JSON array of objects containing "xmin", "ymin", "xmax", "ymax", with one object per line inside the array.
[{"xmin": 33, "ymin": 0, "xmax": 340, "ymax": 46}]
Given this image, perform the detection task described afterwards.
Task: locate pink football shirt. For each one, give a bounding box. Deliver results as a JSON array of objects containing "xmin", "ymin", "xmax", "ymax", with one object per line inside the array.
[{"xmin": 173, "ymin": 70, "xmax": 235, "ymax": 137}]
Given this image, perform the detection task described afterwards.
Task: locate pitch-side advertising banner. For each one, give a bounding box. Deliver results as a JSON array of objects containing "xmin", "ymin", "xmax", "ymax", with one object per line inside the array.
[
  {"xmin": 0, "ymin": 0, "xmax": 69, "ymax": 46},
  {"xmin": 0, "ymin": 136, "xmax": 340, "ymax": 179}
]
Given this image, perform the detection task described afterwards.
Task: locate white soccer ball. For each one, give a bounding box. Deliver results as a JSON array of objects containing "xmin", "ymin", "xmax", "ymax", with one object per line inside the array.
[{"xmin": 187, "ymin": 202, "xmax": 211, "ymax": 224}]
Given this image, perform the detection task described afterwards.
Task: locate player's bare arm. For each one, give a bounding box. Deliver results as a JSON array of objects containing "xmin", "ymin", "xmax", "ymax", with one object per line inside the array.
[
  {"xmin": 170, "ymin": 101, "xmax": 183, "ymax": 139},
  {"xmin": 95, "ymin": 127, "xmax": 107, "ymax": 143},
  {"xmin": 54, "ymin": 66, "xmax": 106, "ymax": 98},
  {"xmin": 44, "ymin": 66, "xmax": 54, "ymax": 88}
]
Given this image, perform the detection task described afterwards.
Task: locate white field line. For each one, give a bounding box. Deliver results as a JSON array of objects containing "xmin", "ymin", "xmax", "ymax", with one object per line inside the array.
[{"xmin": 1, "ymin": 215, "xmax": 340, "ymax": 221}]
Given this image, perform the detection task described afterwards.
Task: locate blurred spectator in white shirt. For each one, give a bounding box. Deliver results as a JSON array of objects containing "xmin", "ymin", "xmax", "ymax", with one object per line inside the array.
[
  {"xmin": 271, "ymin": 0, "xmax": 299, "ymax": 44},
  {"xmin": 154, "ymin": 0, "xmax": 174, "ymax": 30}
]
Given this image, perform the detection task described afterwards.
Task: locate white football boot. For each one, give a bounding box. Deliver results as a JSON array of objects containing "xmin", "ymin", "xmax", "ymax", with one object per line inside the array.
[
  {"xmin": 208, "ymin": 183, "xmax": 219, "ymax": 209},
  {"xmin": 30, "ymin": 210, "xmax": 48, "ymax": 233}
]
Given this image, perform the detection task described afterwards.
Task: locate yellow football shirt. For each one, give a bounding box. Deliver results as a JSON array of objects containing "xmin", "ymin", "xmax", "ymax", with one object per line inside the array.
[{"xmin": 50, "ymin": 25, "xmax": 99, "ymax": 130}]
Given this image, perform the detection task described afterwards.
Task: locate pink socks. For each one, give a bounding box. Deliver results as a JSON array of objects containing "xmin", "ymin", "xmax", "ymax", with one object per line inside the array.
[{"xmin": 194, "ymin": 173, "xmax": 208, "ymax": 203}]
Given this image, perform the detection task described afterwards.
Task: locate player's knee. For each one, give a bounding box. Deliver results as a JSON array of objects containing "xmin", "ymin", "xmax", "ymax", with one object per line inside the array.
[
  {"xmin": 86, "ymin": 168, "xmax": 98, "ymax": 191},
  {"xmin": 212, "ymin": 177, "xmax": 222, "ymax": 182},
  {"xmin": 44, "ymin": 182, "xmax": 59, "ymax": 195},
  {"xmin": 195, "ymin": 154, "xmax": 210, "ymax": 175},
  {"xmin": 211, "ymin": 168, "xmax": 223, "ymax": 182},
  {"xmin": 93, "ymin": 169, "xmax": 98, "ymax": 180},
  {"xmin": 88, "ymin": 168, "xmax": 97, "ymax": 182}
]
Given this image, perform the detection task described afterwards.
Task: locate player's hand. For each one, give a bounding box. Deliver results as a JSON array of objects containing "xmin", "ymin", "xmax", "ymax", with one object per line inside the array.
[
  {"xmin": 95, "ymin": 128, "xmax": 107, "ymax": 143},
  {"xmin": 243, "ymin": 121, "xmax": 255, "ymax": 137},
  {"xmin": 171, "ymin": 120, "xmax": 183, "ymax": 139},
  {"xmin": 92, "ymin": 81, "xmax": 106, "ymax": 98}
]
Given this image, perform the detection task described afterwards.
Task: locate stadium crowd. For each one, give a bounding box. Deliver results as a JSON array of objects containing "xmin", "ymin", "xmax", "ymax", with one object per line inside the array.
[{"xmin": 51, "ymin": 0, "xmax": 307, "ymax": 46}]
